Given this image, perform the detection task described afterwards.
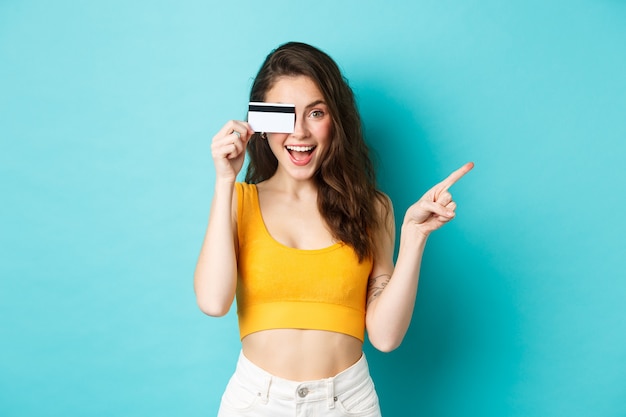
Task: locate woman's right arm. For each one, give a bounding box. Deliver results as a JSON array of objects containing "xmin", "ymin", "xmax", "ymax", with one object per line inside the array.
[{"xmin": 194, "ymin": 121, "xmax": 254, "ymax": 316}]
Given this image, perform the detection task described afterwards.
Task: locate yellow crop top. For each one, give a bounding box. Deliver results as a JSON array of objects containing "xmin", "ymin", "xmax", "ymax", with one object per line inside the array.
[{"xmin": 235, "ymin": 182, "xmax": 373, "ymax": 342}]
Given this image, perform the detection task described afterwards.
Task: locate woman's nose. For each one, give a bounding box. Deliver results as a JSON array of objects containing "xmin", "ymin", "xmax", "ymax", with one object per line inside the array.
[{"xmin": 291, "ymin": 115, "xmax": 309, "ymax": 138}]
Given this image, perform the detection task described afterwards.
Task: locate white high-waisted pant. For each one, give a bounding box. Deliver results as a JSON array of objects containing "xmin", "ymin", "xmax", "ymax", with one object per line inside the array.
[{"xmin": 217, "ymin": 351, "xmax": 381, "ymax": 417}]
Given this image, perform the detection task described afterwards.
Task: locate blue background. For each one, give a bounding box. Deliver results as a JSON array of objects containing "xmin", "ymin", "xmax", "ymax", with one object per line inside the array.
[{"xmin": 1, "ymin": 1, "xmax": 625, "ymax": 416}]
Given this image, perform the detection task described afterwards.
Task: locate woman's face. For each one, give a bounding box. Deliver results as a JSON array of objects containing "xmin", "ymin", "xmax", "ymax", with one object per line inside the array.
[{"xmin": 263, "ymin": 75, "xmax": 333, "ymax": 183}]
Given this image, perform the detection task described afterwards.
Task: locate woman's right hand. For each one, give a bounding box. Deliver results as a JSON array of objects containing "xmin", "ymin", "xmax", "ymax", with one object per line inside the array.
[{"xmin": 211, "ymin": 120, "xmax": 255, "ymax": 182}]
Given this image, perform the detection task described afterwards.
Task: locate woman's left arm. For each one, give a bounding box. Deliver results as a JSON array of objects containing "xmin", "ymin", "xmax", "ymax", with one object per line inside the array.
[{"xmin": 365, "ymin": 162, "xmax": 474, "ymax": 352}]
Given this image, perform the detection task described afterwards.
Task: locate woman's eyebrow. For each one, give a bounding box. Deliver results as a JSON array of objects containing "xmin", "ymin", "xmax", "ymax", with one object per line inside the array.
[{"xmin": 304, "ymin": 99, "xmax": 326, "ymax": 109}]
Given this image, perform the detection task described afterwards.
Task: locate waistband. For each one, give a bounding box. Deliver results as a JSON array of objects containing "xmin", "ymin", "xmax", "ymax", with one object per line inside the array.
[{"xmin": 233, "ymin": 351, "xmax": 371, "ymax": 407}]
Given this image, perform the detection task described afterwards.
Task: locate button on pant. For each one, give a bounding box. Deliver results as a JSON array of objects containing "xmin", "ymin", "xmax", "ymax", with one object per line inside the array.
[{"xmin": 217, "ymin": 351, "xmax": 381, "ymax": 416}]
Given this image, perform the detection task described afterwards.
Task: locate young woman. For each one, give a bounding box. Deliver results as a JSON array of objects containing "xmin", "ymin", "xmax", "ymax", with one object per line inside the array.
[{"xmin": 194, "ymin": 42, "xmax": 473, "ymax": 416}]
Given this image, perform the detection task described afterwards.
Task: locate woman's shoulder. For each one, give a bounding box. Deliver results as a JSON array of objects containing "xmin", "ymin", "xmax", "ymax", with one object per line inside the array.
[{"xmin": 374, "ymin": 190, "xmax": 393, "ymax": 215}]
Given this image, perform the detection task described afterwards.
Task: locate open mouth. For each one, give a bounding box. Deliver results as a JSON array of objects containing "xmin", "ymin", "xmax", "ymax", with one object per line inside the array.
[{"xmin": 285, "ymin": 145, "xmax": 316, "ymax": 165}]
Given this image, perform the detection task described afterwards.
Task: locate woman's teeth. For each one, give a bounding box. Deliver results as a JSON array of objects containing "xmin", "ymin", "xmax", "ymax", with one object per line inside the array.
[{"xmin": 286, "ymin": 145, "xmax": 314, "ymax": 152}]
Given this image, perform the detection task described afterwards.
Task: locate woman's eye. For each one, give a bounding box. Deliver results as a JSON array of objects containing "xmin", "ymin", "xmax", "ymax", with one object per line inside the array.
[{"xmin": 310, "ymin": 110, "xmax": 324, "ymax": 118}]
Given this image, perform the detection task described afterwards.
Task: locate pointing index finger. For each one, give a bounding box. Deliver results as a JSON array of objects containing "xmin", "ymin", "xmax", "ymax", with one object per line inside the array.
[{"xmin": 440, "ymin": 162, "xmax": 474, "ymax": 191}]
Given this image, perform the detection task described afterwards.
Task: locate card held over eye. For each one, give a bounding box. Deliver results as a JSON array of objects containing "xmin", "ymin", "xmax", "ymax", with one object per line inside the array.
[{"xmin": 248, "ymin": 102, "xmax": 295, "ymax": 133}]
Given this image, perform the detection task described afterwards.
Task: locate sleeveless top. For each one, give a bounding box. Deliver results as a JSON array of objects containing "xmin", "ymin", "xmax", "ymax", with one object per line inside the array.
[{"xmin": 235, "ymin": 182, "xmax": 373, "ymax": 342}]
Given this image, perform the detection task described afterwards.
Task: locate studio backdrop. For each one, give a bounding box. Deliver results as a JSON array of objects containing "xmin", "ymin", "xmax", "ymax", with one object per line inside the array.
[{"xmin": 1, "ymin": 1, "xmax": 625, "ymax": 416}]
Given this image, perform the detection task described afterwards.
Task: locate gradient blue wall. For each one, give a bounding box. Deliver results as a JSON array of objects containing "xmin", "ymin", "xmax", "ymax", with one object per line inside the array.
[{"xmin": 1, "ymin": 1, "xmax": 625, "ymax": 416}]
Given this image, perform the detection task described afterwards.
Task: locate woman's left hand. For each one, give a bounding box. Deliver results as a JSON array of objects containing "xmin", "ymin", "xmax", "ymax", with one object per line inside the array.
[{"xmin": 404, "ymin": 162, "xmax": 474, "ymax": 237}]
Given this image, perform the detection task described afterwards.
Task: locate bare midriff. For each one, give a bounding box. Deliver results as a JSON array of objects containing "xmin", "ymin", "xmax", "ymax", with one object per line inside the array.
[{"xmin": 241, "ymin": 329, "xmax": 363, "ymax": 381}]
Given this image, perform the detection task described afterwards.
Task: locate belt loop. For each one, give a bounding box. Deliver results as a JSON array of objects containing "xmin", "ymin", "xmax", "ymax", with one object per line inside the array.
[
  {"xmin": 326, "ymin": 378, "xmax": 335, "ymax": 409},
  {"xmin": 259, "ymin": 375, "xmax": 271, "ymax": 404}
]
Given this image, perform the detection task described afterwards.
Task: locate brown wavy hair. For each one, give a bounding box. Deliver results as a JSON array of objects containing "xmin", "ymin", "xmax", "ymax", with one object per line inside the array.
[{"xmin": 245, "ymin": 42, "xmax": 388, "ymax": 262}]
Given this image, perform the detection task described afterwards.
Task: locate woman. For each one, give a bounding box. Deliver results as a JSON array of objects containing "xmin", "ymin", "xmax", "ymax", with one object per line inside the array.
[{"xmin": 194, "ymin": 41, "xmax": 473, "ymax": 416}]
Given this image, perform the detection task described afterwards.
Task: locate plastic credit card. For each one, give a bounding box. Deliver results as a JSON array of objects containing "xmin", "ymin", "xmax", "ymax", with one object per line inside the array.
[{"xmin": 248, "ymin": 102, "xmax": 295, "ymax": 133}]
